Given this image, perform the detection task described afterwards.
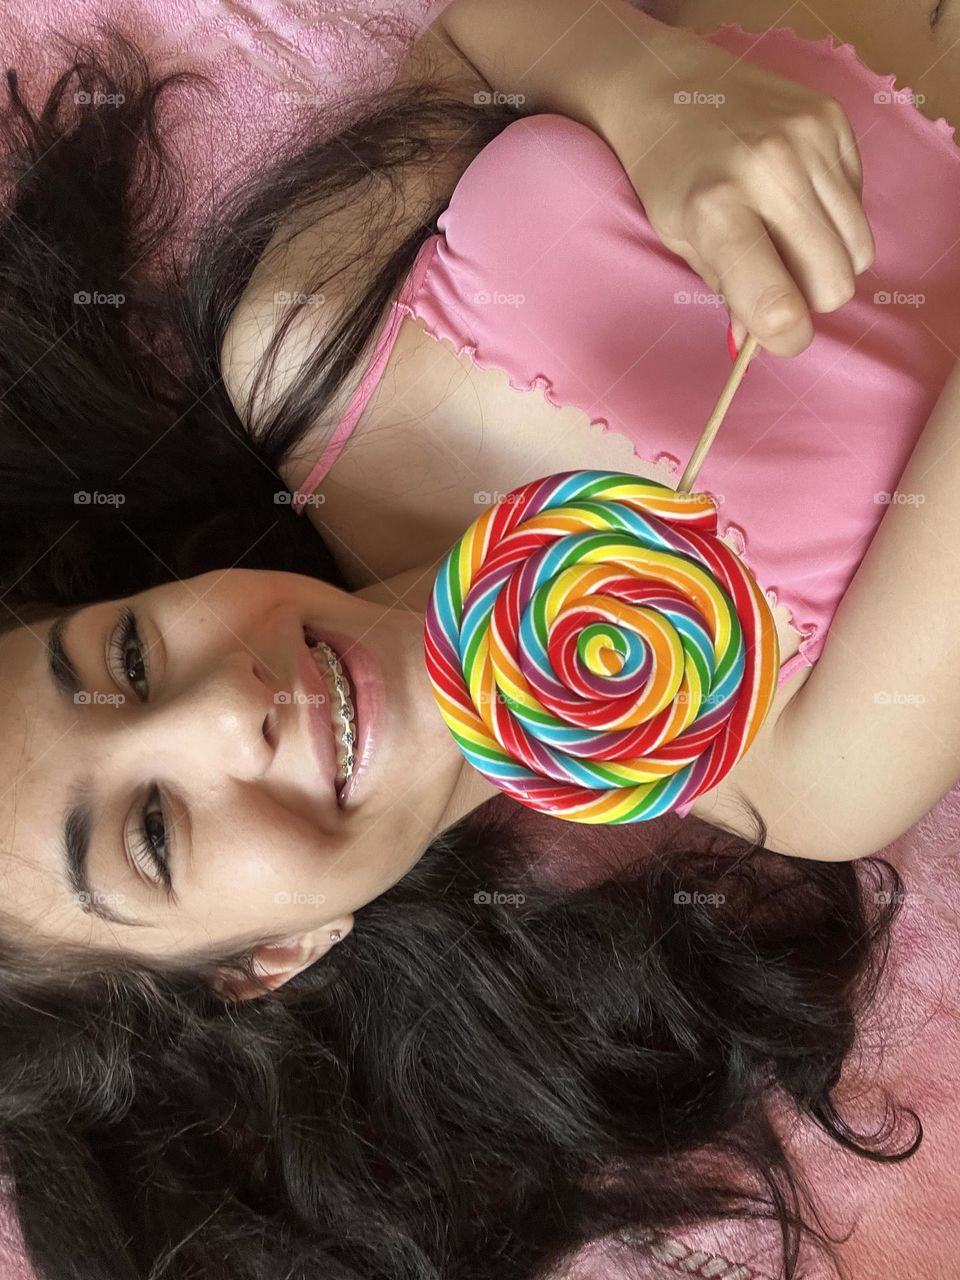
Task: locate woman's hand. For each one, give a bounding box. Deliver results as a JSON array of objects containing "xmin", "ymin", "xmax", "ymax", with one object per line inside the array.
[
  {"xmin": 435, "ymin": 0, "xmax": 876, "ymax": 359},
  {"xmin": 600, "ymin": 29, "xmax": 875, "ymax": 359}
]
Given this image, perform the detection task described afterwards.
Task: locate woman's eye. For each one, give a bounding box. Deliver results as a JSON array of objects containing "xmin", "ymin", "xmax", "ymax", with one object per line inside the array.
[
  {"xmin": 135, "ymin": 798, "xmax": 170, "ymax": 889},
  {"xmin": 109, "ymin": 606, "xmax": 149, "ymax": 700},
  {"xmin": 127, "ymin": 790, "xmax": 171, "ymax": 891}
]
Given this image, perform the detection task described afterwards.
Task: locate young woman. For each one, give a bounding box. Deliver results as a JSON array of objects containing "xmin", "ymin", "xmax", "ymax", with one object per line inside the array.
[
  {"xmin": 205, "ymin": 0, "xmax": 960, "ymax": 861},
  {"xmin": 0, "ymin": 0, "xmax": 950, "ymax": 1276},
  {"xmin": 0, "ymin": 563, "xmax": 907, "ymax": 1280}
]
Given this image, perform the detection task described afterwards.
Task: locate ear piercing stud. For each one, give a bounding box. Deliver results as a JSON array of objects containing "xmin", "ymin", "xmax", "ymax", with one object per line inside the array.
[{"xmin": 329, "ymin": 930, "xmax": 342, "ymax": 943}]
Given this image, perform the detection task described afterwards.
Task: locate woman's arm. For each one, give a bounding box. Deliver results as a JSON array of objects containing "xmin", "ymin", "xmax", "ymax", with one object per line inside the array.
[
  {"xmin": 422, "ymin": 0, "xmax": 875, "ymax": 358},
  {"xmin": 228, "ymin": 0, "xmax": 875, "ymax": 419},
  {"xmin": 728, "ymin": 360, "xmax": 960, "ymax": 860}
]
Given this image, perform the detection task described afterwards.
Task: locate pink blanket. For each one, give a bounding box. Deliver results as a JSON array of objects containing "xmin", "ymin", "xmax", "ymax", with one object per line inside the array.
[{"xmin": 1, "ymin": 3, "xmax": 958, "ymax": 1277}]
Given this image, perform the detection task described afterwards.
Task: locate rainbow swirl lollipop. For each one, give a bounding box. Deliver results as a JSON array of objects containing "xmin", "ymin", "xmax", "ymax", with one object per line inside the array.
[{"xmin": 424, "ymin": 470, "xmax": 779, "ymax": 822}]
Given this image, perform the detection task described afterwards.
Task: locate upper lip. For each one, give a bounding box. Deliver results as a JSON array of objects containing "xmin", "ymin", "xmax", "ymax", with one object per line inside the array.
[{"xmin": 296, "ymin": 632, "xmax": 339, "ymax": 799}]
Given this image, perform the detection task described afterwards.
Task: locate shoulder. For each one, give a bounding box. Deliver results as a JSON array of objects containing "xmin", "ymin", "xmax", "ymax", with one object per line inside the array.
[
  {"xmin": 221, "ymin": 23, "xmax": 494, "ymax": 437},
  {"xmin": 219, "ymin": 204, "xmax": 348, "ymax": 436}
]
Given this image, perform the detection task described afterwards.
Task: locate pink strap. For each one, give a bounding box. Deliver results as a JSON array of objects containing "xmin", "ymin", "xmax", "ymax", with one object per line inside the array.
[
  {"xmin": 293, "ymin": 234, "xmax": 440, "ymax": 512},
  {"xmin": 292, "ymin": 304, "xmax": 405, "ymax": 509}
]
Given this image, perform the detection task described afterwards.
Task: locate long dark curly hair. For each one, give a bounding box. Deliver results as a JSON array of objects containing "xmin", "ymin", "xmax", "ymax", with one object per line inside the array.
[{"xmin": 0, "ymin": 30, "xmax": 919, "ymax": 1280}]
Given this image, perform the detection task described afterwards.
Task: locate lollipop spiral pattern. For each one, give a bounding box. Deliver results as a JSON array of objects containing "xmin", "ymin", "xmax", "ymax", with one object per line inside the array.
[{"xmin": 424, "ymin": 471, "xmax": 780, "ymax": 822}]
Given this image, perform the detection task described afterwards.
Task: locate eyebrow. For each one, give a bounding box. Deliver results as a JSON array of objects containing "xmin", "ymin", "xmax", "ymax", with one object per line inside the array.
[
  {"xmin": 46, "ymin": 611, "xmax": 147, "ymax": 929},
  {"xmin": 46, "ymin": 607, "xmax": 83, "ymax": 701}
]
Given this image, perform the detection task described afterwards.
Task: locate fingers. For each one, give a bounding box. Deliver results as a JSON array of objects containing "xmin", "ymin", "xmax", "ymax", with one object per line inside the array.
[
  {"xmin": 829, "ymin": 104, "xmax": 866, "ymax": 200},
  {"xmin": 811, "ymin": 154, "xmax": 875, "ymax": 275},
  {"xmin": 690, "ymin": 200, "xmax": 815, "ymax": 357},
  {"xmin": 681, "ymin": 244, "xmax": 749, "ymax": 352},
  {"xmin": 687, "ymin": 153, "xmax": 873, "ymax": 358},
  {"xmin": 761, "ymin": 186, "xmax": 859, "ymax": 316}
]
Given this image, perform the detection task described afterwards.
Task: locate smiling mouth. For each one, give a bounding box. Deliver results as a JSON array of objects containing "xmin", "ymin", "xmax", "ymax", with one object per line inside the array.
[{"xmin": 303, "ymin": 627, "xmax": 357, "ymax": 794}]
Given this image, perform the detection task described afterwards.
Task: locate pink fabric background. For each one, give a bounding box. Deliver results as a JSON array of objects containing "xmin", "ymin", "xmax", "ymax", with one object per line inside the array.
[{"xmin": 0, "ymin": 3, "xmax": 958, "ymax": 1277}]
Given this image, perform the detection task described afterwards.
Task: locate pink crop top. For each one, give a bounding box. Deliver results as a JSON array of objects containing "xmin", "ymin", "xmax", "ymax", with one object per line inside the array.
[{"xmin": 294, "ymin": 22, "xmax": 960, "ymax": 815}]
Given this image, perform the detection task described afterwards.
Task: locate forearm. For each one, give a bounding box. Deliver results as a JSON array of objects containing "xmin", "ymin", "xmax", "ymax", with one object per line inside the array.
[
  {"xmin": 436, "ymin": 0, "xmax": 702, "ymax": 153},
  {"xmin": 769, "ymin": 361, "xmax": 960, "ymax": 859}
]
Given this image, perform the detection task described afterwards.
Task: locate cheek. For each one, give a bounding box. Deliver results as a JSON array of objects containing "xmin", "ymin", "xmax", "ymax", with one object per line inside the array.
[{"xmin": 197, "ymin": 798, "xmax": 330, "ymax": 923}]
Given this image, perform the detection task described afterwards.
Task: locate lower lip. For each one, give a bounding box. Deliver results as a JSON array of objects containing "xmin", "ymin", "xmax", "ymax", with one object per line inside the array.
[{"xmin": 315, "ymin": 628, "xmax": 383, "ymax": 807}]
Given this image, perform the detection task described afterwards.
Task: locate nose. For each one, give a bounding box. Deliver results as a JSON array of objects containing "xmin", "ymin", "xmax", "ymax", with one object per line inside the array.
[{"xmin": 112, "ymin": 647, "xmax": 278, "ymax": 783}]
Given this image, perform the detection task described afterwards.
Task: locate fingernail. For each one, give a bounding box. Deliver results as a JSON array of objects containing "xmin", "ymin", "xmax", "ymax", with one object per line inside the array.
[{"xmin": 726, "ymin": 321, "xmax": 750, "ymax": 376}]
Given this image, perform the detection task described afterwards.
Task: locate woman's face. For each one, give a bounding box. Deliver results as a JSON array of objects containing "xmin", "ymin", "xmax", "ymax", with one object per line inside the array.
[{"xmin": 0, "ymin": 568, "xmax": 494, "ymax": 982}]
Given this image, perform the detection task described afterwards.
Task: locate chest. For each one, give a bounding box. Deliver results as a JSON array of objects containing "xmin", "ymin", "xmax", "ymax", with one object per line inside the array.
[
  {"xmin": 311, "ymin": 316, "xmax": 810, "ymax": 687},
  {"xmin": 645, "ymin": 0, "xmax": 960, "ymax": 130}
]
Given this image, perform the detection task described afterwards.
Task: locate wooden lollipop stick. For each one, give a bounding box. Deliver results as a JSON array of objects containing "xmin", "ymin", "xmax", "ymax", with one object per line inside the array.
[{"xmin": 677, "ymin": 333, "xmax": 760, "ymax": 494}]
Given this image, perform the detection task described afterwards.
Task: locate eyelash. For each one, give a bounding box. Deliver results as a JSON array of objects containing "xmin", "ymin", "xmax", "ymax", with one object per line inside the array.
[
  {"xmin": 109, "ymin": 607, "xmax": 171, "ymax": 891},
  {"xmin": 109, "ymin": 606, "xmax": 148, "ymax": 697},
  {"xmin": 133, "ymin": 789, "xmax": 170, "ymax": 891}
]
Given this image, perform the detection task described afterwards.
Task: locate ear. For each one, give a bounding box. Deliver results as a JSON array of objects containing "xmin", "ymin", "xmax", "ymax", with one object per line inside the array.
[{"xmin": 212, "ymin": 916, "xmax": 354, "ymax": 1002}]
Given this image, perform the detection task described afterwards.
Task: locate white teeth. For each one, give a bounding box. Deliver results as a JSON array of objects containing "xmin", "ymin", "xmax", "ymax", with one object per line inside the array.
[{"xmin": 309, "ymin": 640, "xmax": 357, "ymax": 788}]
